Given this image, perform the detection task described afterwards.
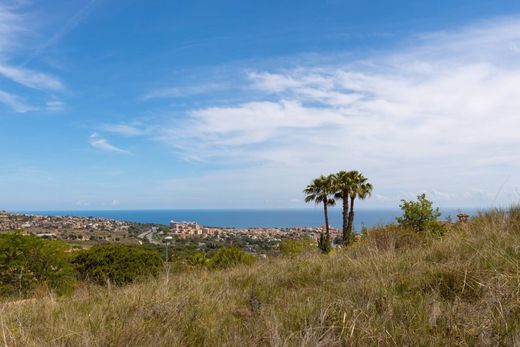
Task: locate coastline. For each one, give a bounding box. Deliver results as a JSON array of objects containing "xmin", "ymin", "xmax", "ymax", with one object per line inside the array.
[{"xmin": 14, "ymin": 208, "xmax": 478, "ymax": 229}]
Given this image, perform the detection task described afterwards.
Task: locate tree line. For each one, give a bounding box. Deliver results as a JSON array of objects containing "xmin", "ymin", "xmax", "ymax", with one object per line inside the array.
[{"xmin": 304, "ymin": 170, "xmax": 373, "ymax": 253}]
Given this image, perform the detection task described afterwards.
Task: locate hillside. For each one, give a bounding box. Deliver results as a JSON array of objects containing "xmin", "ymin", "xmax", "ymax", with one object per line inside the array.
[{"xmin": 1, "ymin": 208, "xmax": 520, "ymax": 346}]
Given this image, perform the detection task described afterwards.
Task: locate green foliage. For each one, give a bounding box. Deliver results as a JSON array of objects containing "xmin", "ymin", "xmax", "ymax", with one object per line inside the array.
[
  {"xmin": 73, "ymin": 244, "xmax": 164, "ymax": 285},
  {"xmin": 317, "ymin": 233, "xmax": 332, "ymax": 254},
  {"xmin": 280, "ymin": 238, "xmax": 315, "ymax": 257},
  {"xmin": 189, "ymin": 252, "xmax": 210, "ymax": 267},
  {"xmin": 307, "ymin": 171, "xmax": 373, "ymax": 246},
  {"xmin": 396, "ymin": 193, "xmax": 444, "ymax": 233},
  {"xmin": 207, "ymin": 247, "xmax": 256, "ymax": 269},
  {"xmin": 0, "ymin": 233, "xmax": 75, "ymax": 297},
  {"xmin": 303, "ymin": 175, "xmax": 336, "ymax": 206},
  {"xmin": 303, "ymin": 175, "xmax": 336, "ymax": 253}
]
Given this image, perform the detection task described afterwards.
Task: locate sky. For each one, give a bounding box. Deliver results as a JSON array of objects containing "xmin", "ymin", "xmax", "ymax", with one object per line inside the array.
[{"xmin": 1, "ymin": 0, "xmax": 520, "ymax": 210}]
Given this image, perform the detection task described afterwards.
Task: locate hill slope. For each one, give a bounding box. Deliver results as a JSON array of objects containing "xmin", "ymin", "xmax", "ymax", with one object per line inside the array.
[{"xmin": 2, "ymin": 209, "xmax": 520, "ymax": 346}]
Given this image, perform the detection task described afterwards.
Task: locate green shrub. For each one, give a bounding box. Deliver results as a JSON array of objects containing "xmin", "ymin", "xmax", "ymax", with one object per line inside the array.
[
  {"xmin": 280, "ymin": 238, "xmax": 315, "ymax": 257},
  {"xmin": 189, "ymin": 252, "xmax": 210, "ymax": 267},
  {"xmin": 207, "ymin": 247, "xmax": 256, "ymax": 269},
  {"xmin": 0, "ymin": 233, "xmax": 75, "ymax": 297},
  {"xmin": 73, "ymin": 244, "xmax": 164, "ymax": 285},
  {"xmin": 317, "ymin": 233, "xmax": 332, "ymax": 253},
  {"xmin": 396, "ymin": 193, "xmax": 444, "ymax": 233}
]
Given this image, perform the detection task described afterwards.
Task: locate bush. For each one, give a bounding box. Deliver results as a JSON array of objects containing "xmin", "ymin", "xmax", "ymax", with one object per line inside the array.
[
  {"xmin": 280, "ymin": 238, "xmax": 315, "ymax": 257},
  {"xmin": 73, "ymin": 244, "xmax": 164, "ymax": 285},
  {"xmin": 207, "ymin": 247, "xmax": 256, "ymax": 269},
  {"xmin": 396, "ymin": 193, "xmax": 444, "ymax": 233},
  {"xmin": 189, "ymin": 252, "xmax": 210, "ymax": 267},
  {"xmin": 317, "ymin": 233, "xmax": 332, "ymax": 253},
  {"xmin": 0, "ymin": 233, "xmax": 75, "ymax": 297}
]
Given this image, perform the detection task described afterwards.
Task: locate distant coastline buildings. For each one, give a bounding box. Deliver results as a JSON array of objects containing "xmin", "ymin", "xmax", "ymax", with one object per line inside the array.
[
  {"xmin": 0, "ymin": 211, "xmax": 133, "ymax": 241},
  {"xmin": 166, "ymin": 219, "xmax": 340, "ymax": 241},
  {"xmin": 0, "ymin": 211, "xmax": 342, "ymax": 246}
]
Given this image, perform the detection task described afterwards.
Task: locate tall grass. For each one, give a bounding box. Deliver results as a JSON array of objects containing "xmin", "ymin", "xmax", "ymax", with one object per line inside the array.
[{"xmin": 1, "ymin": 207, "xmax": 520, "ymax": 346}]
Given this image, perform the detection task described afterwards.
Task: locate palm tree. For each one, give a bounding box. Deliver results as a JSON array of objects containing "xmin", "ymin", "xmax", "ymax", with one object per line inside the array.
[
  {"xmin": 304, "ymin": 175, "xmax": 335, "ymax": 252},
  {"xmin": 331, "ymin": 171, "xmax": 356, "ymax": 244},
  {"xmin": 346, "ymin": 172, "xmax": 373, "ymax": 237}
]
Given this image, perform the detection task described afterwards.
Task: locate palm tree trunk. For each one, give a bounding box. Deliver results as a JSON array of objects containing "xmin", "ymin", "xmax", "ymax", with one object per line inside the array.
[
  {"xmin": 342, "ymin": 191, "xmax": 349, "ymax": 244},
  {"xmin": 323, "ymin": 198, "xmax": 330, "ymax": 237},
  {"xmin": 347, "ymin": 196, "xmax": 355, "ymax": 238}
]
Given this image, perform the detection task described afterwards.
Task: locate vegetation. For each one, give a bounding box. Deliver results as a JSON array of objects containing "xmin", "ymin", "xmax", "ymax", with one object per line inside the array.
[
  {"xmin": 331, "ymin": 171, "xmax": 373, "ymax": 244},
  {"xmin": 331, "ymin": 171, "xmax": 354, "ymax": 244},
  {"xmin": 343, "ymin": 171, "xmax": 373, "ymax": 240},
  {"xmin": 0, "ymin": 233, "xmax": 75, "ymax": 297},
  {"xmin": 303, "ymin": 175, "xmax": 336, "ymax": 253},
  {"xmin": 185, "ymin": 247, "xmax": 257, "ymax": 269},
  {"xmin": 397, "ymin": 193, "xmax": 444, "ymax": 233},
  {"xmin": 280, "ymin": 238, "xmax": 316, "ymax": 257},
  {"xmin": 72, "ymin": 244, "xmax": 164, "ymax": 285},
  {"xmin": 317, "ymin": 231, "xmax": 332, "ymax": 253},
  {"xmin": 1, "ymin": 207, "xmax": 519, "ymax": 346},
  {"xmin": 207, "ymin": 246, "xmax": 256, "ymax": 269},
  {"xmin": 305, "ymin": 170, "xmax": 373, "ymax": 248}
]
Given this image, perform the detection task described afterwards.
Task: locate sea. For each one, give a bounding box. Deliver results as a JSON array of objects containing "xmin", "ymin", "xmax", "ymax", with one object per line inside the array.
[{"xmin": 19, "ymin": 208, "xmax": 478, "ymax": 230}]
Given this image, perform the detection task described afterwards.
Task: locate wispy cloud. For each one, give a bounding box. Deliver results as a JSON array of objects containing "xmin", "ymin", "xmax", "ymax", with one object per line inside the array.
[
  {"xmin": 101, "ymin": 123, "xmax": 150, "ymax": 136},
  {"xmin": 0, "ymin": 90, "xmax": 35, "ymax": 112},
  {"xmin": 0, "ymin": 2, "xmax": 66, "ymax": 112},
  {"xmin": 45, "ymin": 99, "xmax": 64, "ymax": 112},
  {"xmin": 143, "ymin": 82, "xmax": 230, "ymax": 100},
  {"xmin": 0, "ymin": 64, "xmax": 63, "ymax": 91},
  {"xmin": 22, "ymin": 0, "xmax": 101, "ymax": 66},
  {"xmin": 89, "ymin": 133, "xmax": 131, "ymax": 154},
  {"xmin": 147, "ymin": 17, "xmax": 520, "ymax": 207},
  {"xmin": 0, "ymin": 2, "xmax": 25, "ymax": 54}
]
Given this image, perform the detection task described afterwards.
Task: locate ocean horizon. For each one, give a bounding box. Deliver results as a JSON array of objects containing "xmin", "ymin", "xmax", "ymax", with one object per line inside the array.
[{"xmin": 16, "ymin": 208, "xmax": 478, "ymax": 230}]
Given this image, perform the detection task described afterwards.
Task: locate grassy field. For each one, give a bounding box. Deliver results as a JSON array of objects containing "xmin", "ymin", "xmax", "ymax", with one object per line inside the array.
[{"xmin": 1, "ymin": 208, "xmax": 520, "ymax": 346}]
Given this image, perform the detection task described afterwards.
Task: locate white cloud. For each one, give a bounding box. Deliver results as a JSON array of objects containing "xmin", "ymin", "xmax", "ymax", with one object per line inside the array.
[
  {"xmin": 0, "ymin": 64, "xmax": 63, "ymax": 91},
  {"xmin": 89, "ymin": 133, "xmax": 131, "ymax": 154},
  {"xmin": 0, "ymin": 90, "xmax": 34, "ymax": 112},
  {"xmin": 46, "ymin": 99, "xmax": 64, "ymax": 111},
  {"xmin": 0, "ymin": 3, "xmax": 65, "ymax": 112},
  {"xmin": 0, "ymin": 2, "xmax": 25, "ymax": 54},
  {"xmin": 143, "ymin": 82, "xmax": 229, "ymax": 100},
  {"xmin": 151, "ymin": 17, "xmax": 520, "ymax": 207},
  {"xmin": 102, "ymin": 123, "xmax": 149, "ymax": 136}
]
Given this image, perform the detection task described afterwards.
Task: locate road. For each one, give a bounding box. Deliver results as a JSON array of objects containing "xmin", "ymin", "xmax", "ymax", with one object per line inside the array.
[{"xmin": 137, "ymin": 227, "xmax": 161, "ymax": 245}]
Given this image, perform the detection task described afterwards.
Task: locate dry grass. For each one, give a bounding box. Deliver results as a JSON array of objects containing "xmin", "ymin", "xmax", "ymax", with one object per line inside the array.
[{"xmin": 1, "ymin": 208, "xmax": 520, "ymax": 346}]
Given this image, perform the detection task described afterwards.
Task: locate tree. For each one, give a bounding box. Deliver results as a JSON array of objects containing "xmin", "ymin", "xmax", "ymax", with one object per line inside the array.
[
  {"xmin": 304, "ymin": 175, "xmax": 335, "ymax": 253},
  {"xmin": 331, "ymin": 171, "xmax": 355, "ymax": 244},
  {"xmin": 396, "ymin": 193, "xmax": 443, "ymax": 233},
  {"xmin": 346, "ymin": 172, "xmax": 373, "ymax": 238},
  {"xmin": 0, "ymin": 233, "xmax": 75, "ymax": 297}
]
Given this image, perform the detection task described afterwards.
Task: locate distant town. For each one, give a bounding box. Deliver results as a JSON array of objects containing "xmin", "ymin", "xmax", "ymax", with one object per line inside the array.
[
  {"xmin": 0, "ymin": 210, "xmax": 138, "ymax": 242},
  {"xmin": 0, "ymin": 211, "xmax": 339, "ymax": 251}
]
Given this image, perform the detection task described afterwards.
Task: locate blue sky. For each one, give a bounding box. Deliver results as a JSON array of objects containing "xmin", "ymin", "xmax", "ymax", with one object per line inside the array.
[{"xmin": 1, "ymin": 0, "xmax": 520, "ymax": 210}]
